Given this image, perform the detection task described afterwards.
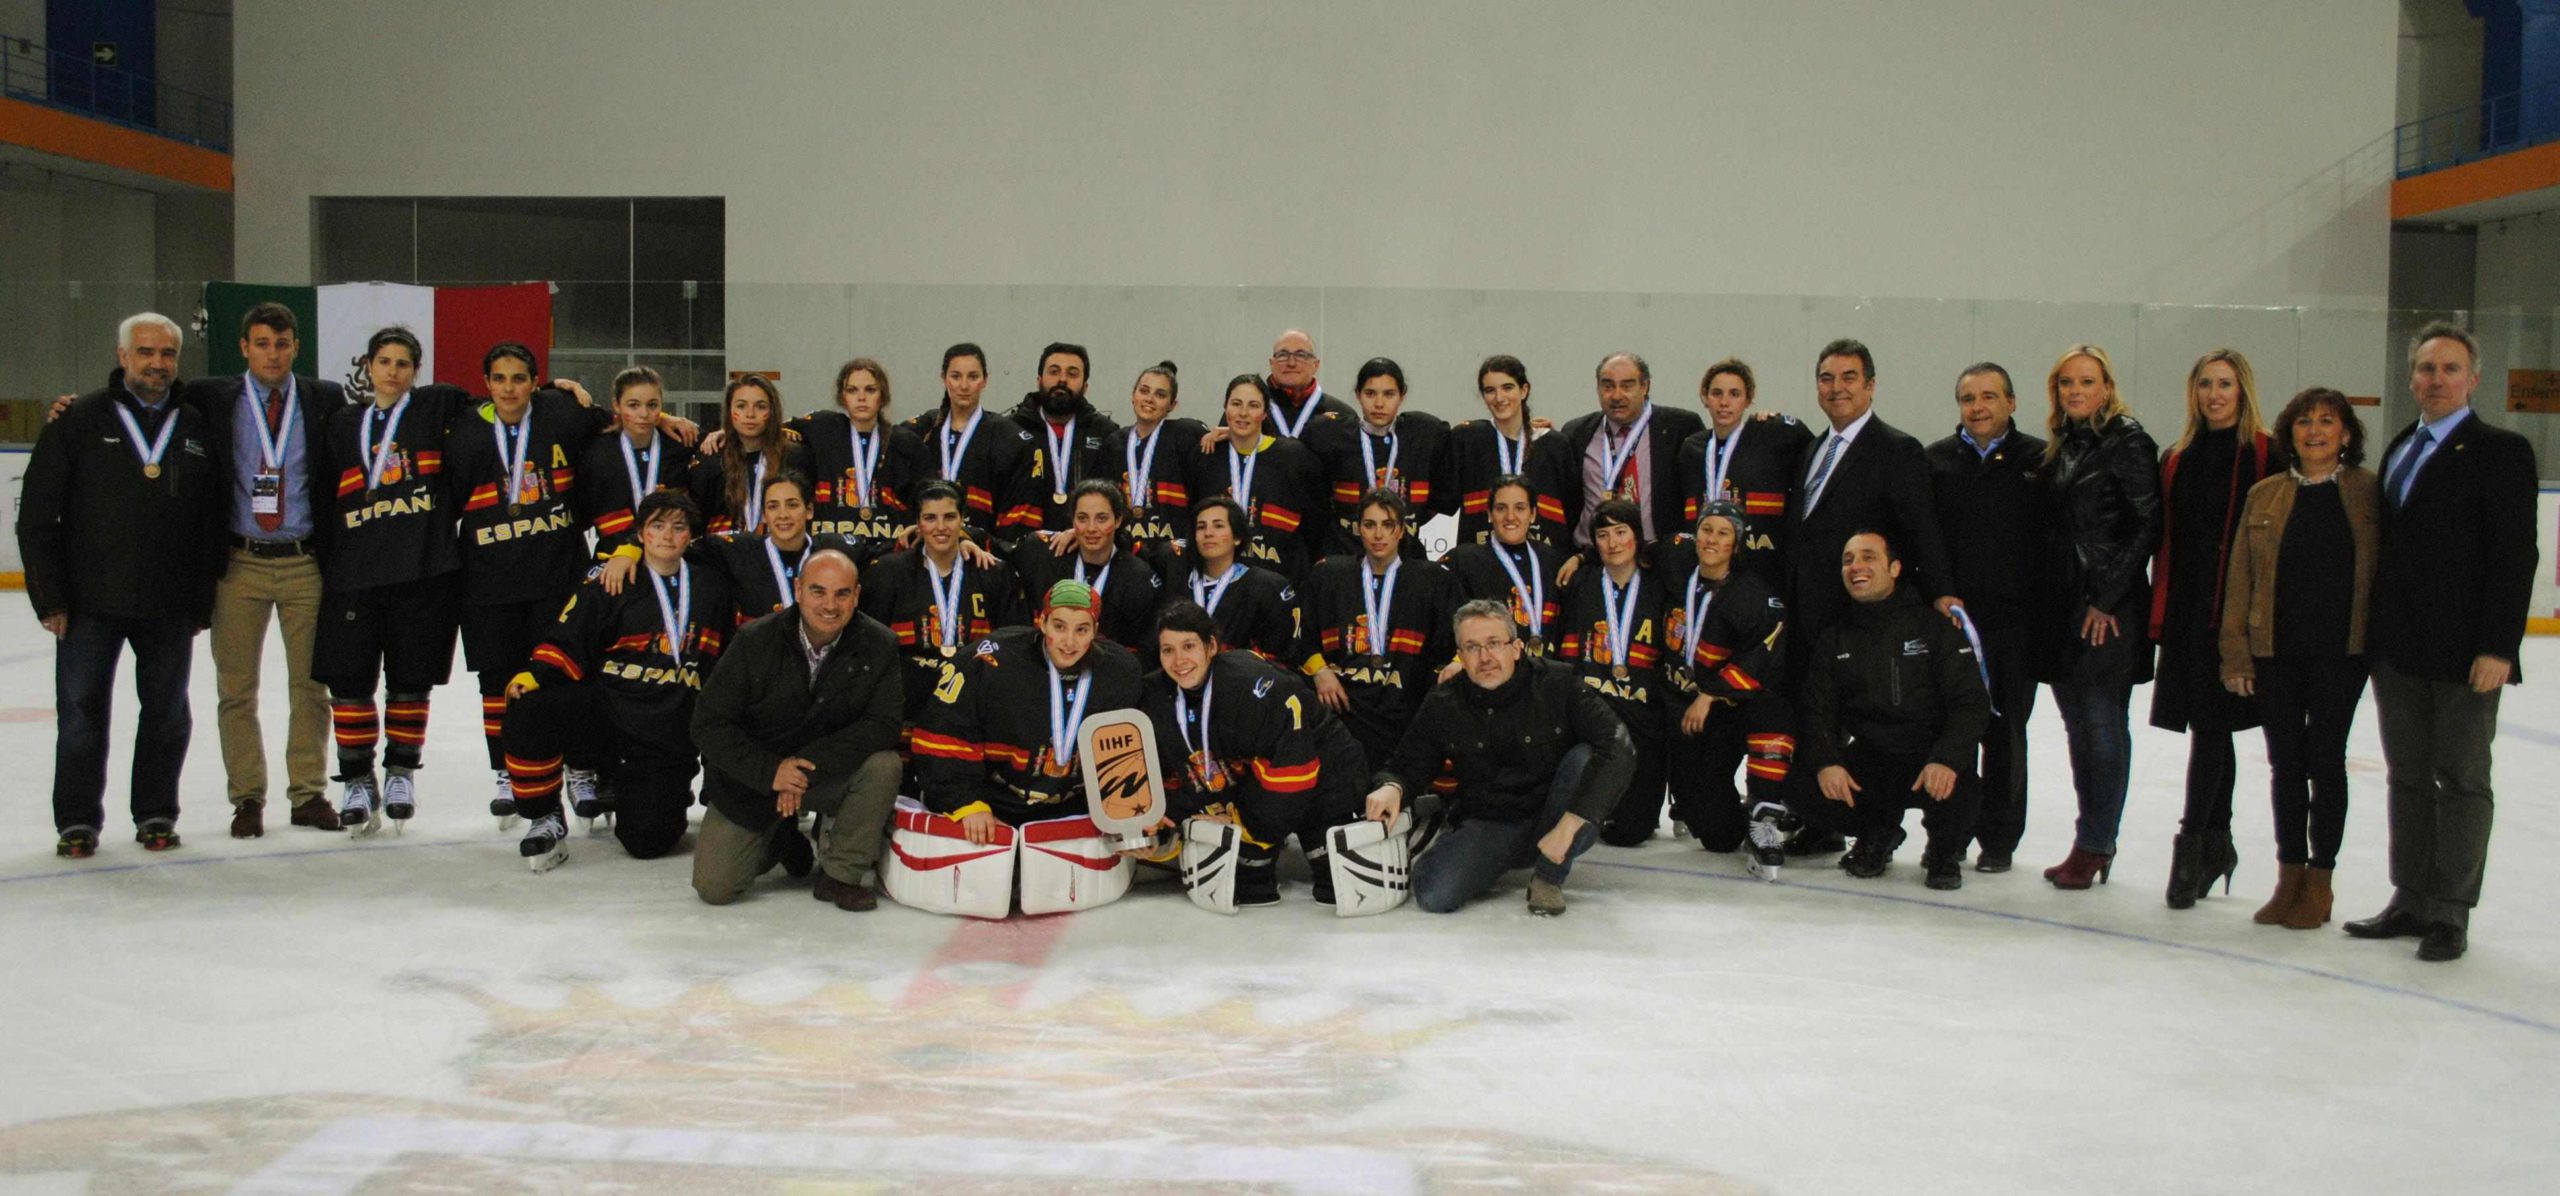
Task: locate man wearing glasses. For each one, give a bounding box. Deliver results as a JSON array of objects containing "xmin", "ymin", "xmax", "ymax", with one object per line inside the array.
[
  {"xmin": 1262, "ymin": 330, "xmax": 1358, "ymax": 441},
  {"xmin": 1361, "ymin": 599, "xmax": 1635, "ymax": 916}
]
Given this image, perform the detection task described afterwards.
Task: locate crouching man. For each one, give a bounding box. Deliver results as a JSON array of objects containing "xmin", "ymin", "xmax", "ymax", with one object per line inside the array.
[
  {"xmin": 1363, "ymin": 599, "xmax": 1635, "ymax": 916},
  {"xmin": 689, "ymin": 547, "xmax": 906, "ymax": 908},
  {"xmin": 1789, "ymin": 529, "xmax": 1990, "ymax": 889},
  {"xmin": 896, "ymin": 580, "xmax": 1147, "ymax": 916}
]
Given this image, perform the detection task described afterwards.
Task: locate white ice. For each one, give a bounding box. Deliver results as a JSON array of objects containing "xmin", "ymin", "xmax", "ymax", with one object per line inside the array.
[{"xmin": 1, "ymin": 618, "xmax": 2556, "ymax": 1194}]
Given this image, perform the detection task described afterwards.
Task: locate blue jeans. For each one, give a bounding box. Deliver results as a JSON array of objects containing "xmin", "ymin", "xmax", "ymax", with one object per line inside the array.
[
  {"xmin": 2050, "ymin": 678, "xmax": 2133, "ymax": 854},
  {"xmin": 54, "ymin": 612, "xmax": 197, "ymax": 833},
  {"xmin": 1411, "ymin": 745, "xmax": 1602, "ymax": 912}
]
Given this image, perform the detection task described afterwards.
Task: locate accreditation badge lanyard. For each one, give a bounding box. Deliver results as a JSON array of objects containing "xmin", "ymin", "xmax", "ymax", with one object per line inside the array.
[
  {"xmin": 1125, "ymin": 426, "xmax": 1160, "ymax": 510},
  {"xmin": 250, "ymin": 377, "xmax": 296, "ymax": 476},
  {"xmin": 1360, "ymin": 425, "xmax": 1401, "ymax": 491},
  {"xmin": 1602, "ymin": 570, "xmax": 1641, "ymax": 677},
  {"xmin": 744, "ymin": 458, "xmax": 768, "ymax": 533},
  {"xmin": 1227, "ymin": 443, "xmax": 1261, "ymax": 514},
  {"xmin": 1044, "ymin": 417, "xmax": 1077, "ymax": 501},
  {"xmin": 493, "ymin": 413, "xmax": 533, "ymax": 509},
  {"xmin": 360, "ymin": 396, "xmax": 412, "ymax": 490},
  {"xmin": 848, "ymin": 423, "xmax": 882, "ymax": 509},
  {"xmin": 1495, "ymin": 542, "xmax": 1545, "ymax": 641},
  {"xmin": 1273, "ymin": 386, "xmax": 1321, "ymax": 439},
  {"xmin": 1702, "ymin": 422, "xmax": 1743, "ymax": 505},
  {"xmin": 939, "ymin": 407, "xmax": 983, "ymax": 482},
  {"xmin": 1682, "ymin": 572, "xmax": 1716, "ymax": 666},
  {"xmin": 1192, "ymin": 562, "xmax": 1243, "ymax": 615},
  {"xmin": 1048, "ymin": 661, "xmax": 1093, "ymax": 771},
  {"xmin": 1949, "ymin": 603, "xmax": 2000, "ymax": 718},
  {"xmin": 651, "ymin": 562, "xmax": 693, "ymax": 669},
  {"xmin": 1598, "ymin": 406, "xmax": 1652, "ymax": 494},
  {"xmin": 619, "ymin": 431, "xmax": 662, "ymax": 510},
  {"xmin": 114, "ymin": 398, "xmax": 181, "ymax": 480},
  {"xmin": 762, "ymin": 538, "xmax": 802, "ymax": 609},
  {"xmin": 1362, "ymin": 556, "xmax": 1401, "ymax": 660},
  {"xmin": 1494, "ymin": 422, "xmax": 1529, "ymax": 477},
  {"xmin": 1075, "ymin": 555, "xmax": 1112, "ymax": 600},
  {"xmin": 927, "ymin": 556, "xmax": 967, "ymax": 655}
]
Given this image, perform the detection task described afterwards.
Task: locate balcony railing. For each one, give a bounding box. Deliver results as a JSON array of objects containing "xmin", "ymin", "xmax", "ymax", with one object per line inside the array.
[{"xmin": 0, "ymin": 34, "xmax": 231, "ymax": 153}]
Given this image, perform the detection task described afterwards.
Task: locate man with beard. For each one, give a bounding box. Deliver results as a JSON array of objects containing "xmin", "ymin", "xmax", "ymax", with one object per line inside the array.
[
  {"xmin": 21, "ymin": 313, "xmax": 226, "ymax": 857},
  {"xmin": 1007, "ymin": 342, "xmax": 1123, "ymax": 535},
  {"xmin": 1556, "ymin": 352, "xmax": 1705, "ymax": 555},
  {"xmin": 1676, "ymin": 358, "xmax": 1810, "ymax": 582}
]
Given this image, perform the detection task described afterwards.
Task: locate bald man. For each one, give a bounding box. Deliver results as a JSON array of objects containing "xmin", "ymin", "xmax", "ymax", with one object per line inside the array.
[{"xmin": 1262, "ymin": 329, "xmax": 1359, "ymax": 442}]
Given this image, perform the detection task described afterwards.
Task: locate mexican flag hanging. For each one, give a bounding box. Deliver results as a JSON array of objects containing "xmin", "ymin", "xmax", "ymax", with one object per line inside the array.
[{"xmin": 203, "ymin": 281, "xmax": 553, "ymax": 399}]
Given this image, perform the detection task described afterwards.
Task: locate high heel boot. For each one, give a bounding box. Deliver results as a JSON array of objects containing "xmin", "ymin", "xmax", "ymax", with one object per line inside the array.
[
  {"xmin": 2282, "ymin": 866, "xmax": 2333, "ymax": 930},
  {"xmin": 2044, "ymin": 846, "xmax": 2113, "ymax": 891},
  {"xmin": 2165, "ymin": 833, "xmax": 2205, "ymax": 909},
  {"xmin": 2204, "ymin": 829, "xmax": 2240, "ymax": 896},
  {"xmin": 2253, "ymin": 863, "xmax": 2305, "ymax": 925}
]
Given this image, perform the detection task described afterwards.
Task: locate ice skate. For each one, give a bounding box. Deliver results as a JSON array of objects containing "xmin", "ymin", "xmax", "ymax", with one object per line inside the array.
[
  {"xmin": 382, "ymin": 768, "xmax": 417, "ymax": 833},
  {"xmin": 1745, "ymin": 808, "xmax": 1787, "ymax": 883},
  {"xmin": 340, "ymin": 774, "xmax": 383, "ymax": 838},
  {"xmin": 519, "ymin": 812, "xmax": 567, "ymax": 872},
  {"xmin": 490, "ymin": 773, "xmax": 519, "ymax": 830},
  {"xmin": 567, "ymin": 767, "xmax": 612, "ymax": 835}
]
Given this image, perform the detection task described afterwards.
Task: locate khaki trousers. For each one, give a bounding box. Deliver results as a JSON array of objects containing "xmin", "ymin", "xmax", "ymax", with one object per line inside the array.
[
  {"xmin": 694, "ymin": 751, "xmax": 903, "ymax": 905},
  {"xmin": 209, "ymin": 549, "xmax": 329, "ymax": 807}
]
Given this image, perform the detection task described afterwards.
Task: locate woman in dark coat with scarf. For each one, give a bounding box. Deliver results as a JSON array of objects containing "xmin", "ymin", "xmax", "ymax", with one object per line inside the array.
[{"xmin": 2148, "ymin": 350, "xmax": 2276, "ymax": 909}]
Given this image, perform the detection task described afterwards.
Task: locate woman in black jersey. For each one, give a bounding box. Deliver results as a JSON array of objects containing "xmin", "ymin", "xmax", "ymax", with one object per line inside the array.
[
  {"xmin": 580, "ymin": 367, "xmax": 697, "ymax": 559},
  {"xmin": 1159, "ymin": 496, "xmax": 1298, "ymax": 662},
  {"xmin": 797, "ymin": 357, "xmax": 928, "ymax": 564},
  {"xmin": 1098, "ymin": 361, "xmax": 1207, "ymax": 563},
  {"xmin": 1009, "ymin": 479, "xmax": 1165, "ymax": 659},
  {"xmin": 689, "ymin": 375, "xmax": 811, "ymax": 536},
  {"xmin": 1441, "ymin": 475, "xmax": 1567, "ymax": 662},
  {"xmin": 1200, "ymin": 374, "xmax": 1329, "ymax": 585},
  {"xmin": 904, "ymin": 342, "xmax": 1043, "ymax": 551},
  {"xmin": 1449, "ymin": 355, "xmax": 1571, "ymax": 548}
]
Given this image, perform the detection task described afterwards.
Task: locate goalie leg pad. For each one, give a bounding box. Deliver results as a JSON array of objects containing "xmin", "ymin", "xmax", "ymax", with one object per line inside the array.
[
  {"xmin": 1326, "ymin": 812, "xmax": 1415, "ymax": 918},
  {"xmin": 881, "ymin": 799, "xmax": 1018, "ymax": 919},
  {"xmin": 1017, "ymin": 815, "xmax": 1133, "ymax": 915},
  {"xmin": 1178, "ymin": 818, "xmax": 1243, "ymax": 915}
]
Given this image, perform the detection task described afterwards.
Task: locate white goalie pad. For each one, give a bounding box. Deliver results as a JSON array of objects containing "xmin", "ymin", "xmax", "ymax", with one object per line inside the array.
[
  {"xmin": 1017, "ymin": 815, "xmax": 1133, "ymax": 915},
  {"xmin": 881, "ymin": 799, "xmax": 1017, "ymax": 919},
  {"xmin": 1326, "ymin": 813, "xmax": 1414, "ymax": 918},
  {"xmin": 1177, "ymin": 818, "xmax": 1242, "ymax": 916}
]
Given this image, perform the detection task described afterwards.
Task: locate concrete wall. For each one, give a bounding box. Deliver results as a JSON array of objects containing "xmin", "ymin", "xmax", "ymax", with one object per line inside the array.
[
  {"xmin": 2470, "ymin": 215, "xmax": 2560, "ymax": 472},
  {"xmin": 2400, "ymin": 0, "xmax": 2486, "ymax": 125},
  {"xmin": 225, "ymin": 0, "xmax": 2399, "ymax": 436}
]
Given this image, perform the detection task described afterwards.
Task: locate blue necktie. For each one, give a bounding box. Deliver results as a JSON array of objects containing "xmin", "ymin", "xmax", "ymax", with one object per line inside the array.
[
  {"xmin": 1804, "ymin": 434, "xmax": 1845, "ymax": 511},
  {"xmin": 2386, "ymin": 426, "xmax": 2434, "ymax": 509}
]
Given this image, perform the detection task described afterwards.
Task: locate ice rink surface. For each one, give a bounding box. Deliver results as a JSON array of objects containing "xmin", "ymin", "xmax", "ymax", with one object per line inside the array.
[{"xmin": 1, "ymin": 620, "xmax": 2556, "ymax": 1194}]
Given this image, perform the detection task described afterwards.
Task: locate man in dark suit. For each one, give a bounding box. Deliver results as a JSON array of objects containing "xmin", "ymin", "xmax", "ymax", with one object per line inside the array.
[
  {"xmin": 1556, "ymin": 352, "xmax": 1707, "ymax": 553},
  {"xmin": 2346, "ymin": 322, "xmax": 2541, "ymax": 962},
  {"xmin": 1925, "ymin": 362, "xmax": 2046, "ymax": 873},
  {"xmin": 1783, "ymin": 339, "xmax": 1959, "ymax": 688},
  {"xmin": 184, "ymin": 302, "xmax": 351, "ymax": 838},
  {"xmin": 19, "ymin": 313, "xmax": 229, "ymax": 858}
]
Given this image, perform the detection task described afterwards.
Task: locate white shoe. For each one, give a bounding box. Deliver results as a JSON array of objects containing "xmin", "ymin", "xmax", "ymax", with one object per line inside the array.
[
  {"xmin": 519, "ymin": 813, "xmax": 567, "ymax": 872},
  {"xmin": 340, "ymin": 775, "xmax": 382, "ymax": 838},
  {"xmin": 491, "ymin": 773, "xmax": 520, "ymax": 830}
]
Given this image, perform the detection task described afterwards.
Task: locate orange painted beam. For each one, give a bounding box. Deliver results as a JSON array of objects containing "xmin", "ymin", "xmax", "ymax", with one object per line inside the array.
[
  {"xmin": 2393, "ymin": 138, "xmax": 2560, "ymax": 220},
  {"xmin": 0, "ymin": 94, "xmax": 230, "ymax": 191}
]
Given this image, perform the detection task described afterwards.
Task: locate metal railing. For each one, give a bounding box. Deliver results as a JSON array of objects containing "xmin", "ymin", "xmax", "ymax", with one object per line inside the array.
[
  {"xmin": 2394, "ymin": 88, "xmax": 2548, "ymax": 179},
  {"xmin": 0, "ymin": 34, "xmax": 231, "ymax": 152}
]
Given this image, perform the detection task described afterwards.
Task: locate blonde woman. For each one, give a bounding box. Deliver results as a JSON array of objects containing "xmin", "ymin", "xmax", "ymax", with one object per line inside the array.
[
  {"xmin": 2150, "ymin": 350, "xmax": 2277, "ymax": 910},
  {"xmin": 2032, "ymin": 345, "xmax": 2162, "ymax": 890}
]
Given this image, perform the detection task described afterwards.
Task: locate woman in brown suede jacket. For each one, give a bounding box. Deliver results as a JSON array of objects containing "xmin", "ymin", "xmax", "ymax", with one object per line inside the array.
[{"xmin": 2218, "ymin": 387, "xmax": 2379, "ymax": 930}]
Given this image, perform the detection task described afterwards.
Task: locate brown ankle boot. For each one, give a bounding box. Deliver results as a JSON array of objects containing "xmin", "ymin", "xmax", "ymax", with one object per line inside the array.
[
  {"xmin": 2254, "ymin": 863, "xmax": 2305, "ymax": 925},
  {"xmin": 2283, "ymin": 866, "xmax": 2333, "ymax": 930}
]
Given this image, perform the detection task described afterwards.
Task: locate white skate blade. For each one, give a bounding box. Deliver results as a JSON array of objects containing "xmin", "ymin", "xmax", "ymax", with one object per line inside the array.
[
  {"xmin": 1748, "ymin": 857, "xmax": 1782, "ymax": 883},
  {"xmin": 525, "ymin": 844, "xmax": 566, "ymax": 873}
]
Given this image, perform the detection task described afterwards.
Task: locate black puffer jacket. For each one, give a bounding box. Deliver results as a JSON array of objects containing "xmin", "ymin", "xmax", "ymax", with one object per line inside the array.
[{"xmin": 2034, "ymin": 413, "xmax": 2161, "ymax": 686}]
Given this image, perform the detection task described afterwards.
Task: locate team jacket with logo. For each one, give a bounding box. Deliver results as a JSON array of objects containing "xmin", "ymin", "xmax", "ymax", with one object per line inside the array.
[
  {"xmin": 1008, "ymin": 543, "xmax": 1164, "ymax": 657},
  {"xmin": 912, "ymin": 626, "xmax": 1147, "ymax": 825},
  {"xmin": 1795, "ymin": 585, "xmax": 1989, "ymax": 773},
  {"xmin": 790, "ymin": 410, "xmax": 932, "ymax": 562},
  {"xmin": 704, "ymin": 530, "xmax": 859, "ymax": 624},
  {"xmin": 449, "ymin": 391, "xmax": 613, "ymax": 606},
  {"xmin": 1309, "ymin": 411, "xmax": 1454, "ymax": 554},
  {"xmin": 1447, "ymin": 420, "xmax": 1573, "ymax": 548},
  {"xmin": 1555, "ymin": 565, "xmax": 1674, "ymax": 715},
  {"xmin": 1661, "ymin": 563, "xmax": 1787, "ymax": 705},
  {"xmin": 1442, "ymin": 538, "xmax": 1568, "ymax": 660},
  {"xmin": 1158, "ymin": 554, "xmax": 1299, "ymax": 662},
  {"xmin": 320, "ymin": 384, "xmax": 468, "ymax": 592},
  {"xmin": 903, "ymin": 403, "xmax": 1044, "ymax": 548},
  {"xmin": 579, "ymin": 428, "xmax": 698, "ymax": 558},
  {"xmin": 1296, "ymin": 554, "xmax": 1460, "ymax": 754},
  {"xmin": 1144, "ymin": 650, "xmax": 1363, "ymax": 831},
  {"xmin": 1005, "ymin": 394, "xmax": 1125, "ymax": 534},
  {"xmin": 1199, "ymin": 435, "xmax": 1330, "ymax": 584},
  {"xmin": 519, "ymin": 561, "xmax": 735, "ymax": 746},
  {"xmin": 857, "ymin": 548, "xmax": 1028, "ymax": 730},
  {"xmin": 1099, "ymin": 417, "xmax": 1209, "ymax": 555},
  {"xmin": 687, "ymin": 434, "xmax": 815, "ymax": 537},
  {"xmin": 1262, "ymin": 384, "xmax": 1360, "ymax": 443},
  {"xmin": 1676, "ymin": 413, "xmax": 1813, "ymax": 580}
]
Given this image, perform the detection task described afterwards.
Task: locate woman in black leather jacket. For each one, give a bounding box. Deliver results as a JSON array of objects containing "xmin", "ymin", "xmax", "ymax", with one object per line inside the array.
[{"xmin": 2031, "ymin": 344, "xmax": 2163, "ymax": 891}]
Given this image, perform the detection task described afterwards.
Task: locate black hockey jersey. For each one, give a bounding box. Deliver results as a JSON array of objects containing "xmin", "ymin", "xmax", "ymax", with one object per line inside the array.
[
  {"xmin": 1144, "ymin": 650, "xmax": 1363, "ymax": 830},
  {"xmin": 579, "ymin": 428, "xmax": 698, "ymax": 558},
  {"xmin": 520, "ymin": 559, "xmax": 734, "ymax": 744},
  {"xmin": 1099, "ymin": 416, "xmax": 1209, "ymax": 556},
  {"xmin": 1297, "ymin": 554, "xmax": 1459, "ymax": 758},
  {"xmin": 687, "ymin": 433, "xmax": 814, "ymax": 537},
  {"xmin": 450, "ymin": 390, "xmax": 613, "ymax": 605},
  {"xmin": 1005, "ymin": 394, "xmax": 1125, "ymax": 534},
  {"xmin": 857, "ymin": 547, "xmax": 1028, "ymax": 730},
  {"xmin": 913, "ymin": 625, "xmax": 1147, "ymax": 824},
  {"xmin": 1675, "ymin": 413, "xmax": 1812, "ymax": 580},
  {"xmin": 793, "ymin": 410, "xmax": 932, "ymax": 562},
  {"xmin": 1447, "ymin": 419, "xmax": 1574, "ymax": 548},
  {"xmin": 1262, "ymin": 383, "xmax": 1359, "ymax": 443},
  {"xmin": 1008, "ymin": 542, "xmax": 1165, "ymax": 658},
  {"xmin": 320, "ymin": 383, "xmax": 468, "ymax": 592},
  {"xmin": 1200, "ymin": 435, "xmax": 1330, "ymax": 584},
  {"xmin": 1556, "ymin": 564, "xmax": 1673, "ymax": 711},
  {"xmin": 1442, "ymin": 538, "xmax": 1568, "ymax": 659},
  {"xmin": 1309, "ymin": 411, "xmax": 1454, "ymax": 554},
  {"xmin": 903, "ymin": 402, "xmax": 1044, "ymax": 548},
  {"xmin": 705, "ymin": 530, "xmax": 859, "ymax": 624},
  {"xmin": 1662, "ymin": 563, "xmax": 1787, "ymax": 706},
  {"xmin": 1159, "ymin": 554, "xmax": 1299, "ymax": 662}
]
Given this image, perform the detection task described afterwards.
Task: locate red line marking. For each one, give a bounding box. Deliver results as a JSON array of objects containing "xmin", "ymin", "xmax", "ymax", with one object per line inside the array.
[{"xmin": 897, "ymin": 912, "xmax": 1075, "ymax": 1011}]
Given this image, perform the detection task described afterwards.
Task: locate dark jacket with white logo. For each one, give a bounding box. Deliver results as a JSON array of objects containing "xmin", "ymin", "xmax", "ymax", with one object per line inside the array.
[{"xmin": 1796, "ymin": 585, "xmax": 1989, "ymax": 774}]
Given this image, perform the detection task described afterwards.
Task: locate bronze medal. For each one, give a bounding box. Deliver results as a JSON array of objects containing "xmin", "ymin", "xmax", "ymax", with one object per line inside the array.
[
  {"xmin": 143, "ymin": 464, "xmax": 162, "ymax": 479},
  {"xmin": 1613, "ymin": 665, "xmax": 1630, "ymax": 681},
  {"xmin": 939, "ymin": 643, "xmax": 957, "ymax": 658}
]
